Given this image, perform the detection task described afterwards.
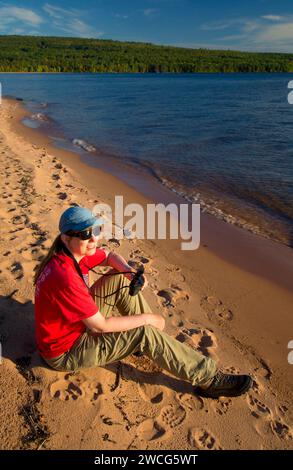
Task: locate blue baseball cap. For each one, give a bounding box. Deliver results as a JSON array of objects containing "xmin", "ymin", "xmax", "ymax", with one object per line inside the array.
[{"xmin": 59, "ymin": 206, "xmax": 104, "ymax": 234}]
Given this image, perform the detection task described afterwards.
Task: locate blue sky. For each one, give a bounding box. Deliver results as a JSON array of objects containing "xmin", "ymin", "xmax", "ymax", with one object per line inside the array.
[{"xmin": 0, "ymin": 1, "xmax": 293, "ymax": 52}]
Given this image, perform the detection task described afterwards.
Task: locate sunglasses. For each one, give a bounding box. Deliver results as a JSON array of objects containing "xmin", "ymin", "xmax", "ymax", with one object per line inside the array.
[{"xmin": 66, "ymin": 225, "xmax": 103, "ymax": 240}]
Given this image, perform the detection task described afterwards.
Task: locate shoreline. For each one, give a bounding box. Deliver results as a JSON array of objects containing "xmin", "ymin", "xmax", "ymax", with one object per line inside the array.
[
  {"xmin": 3, "ymin": 72, "xmax": 293, "ymax": 251},
  {"xmin": 0, "ymin": 97, "xmax": 293, "ymax": 450},
  {"xmin": 9, "ymin": 96, "xmax": 293, "ymax": 293},
  {"xmin": 20, "ymin": 92, "xmax": 293, "ymax": 251}
]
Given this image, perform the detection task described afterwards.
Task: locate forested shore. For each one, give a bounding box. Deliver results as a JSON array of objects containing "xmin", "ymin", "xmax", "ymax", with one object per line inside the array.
[{"xmin": 0, "ymin": 35, "xmax": 293, "ymax": 73}]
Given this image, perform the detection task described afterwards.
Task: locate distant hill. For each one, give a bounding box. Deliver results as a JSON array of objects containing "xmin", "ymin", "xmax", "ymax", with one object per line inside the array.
[{"xmin": 0, "ymin": 35, "xmax": 293, "ymax": 73}]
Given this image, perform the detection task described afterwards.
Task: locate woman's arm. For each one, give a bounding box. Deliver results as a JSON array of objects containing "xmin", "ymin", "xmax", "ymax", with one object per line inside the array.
[
  {"xmin": 106, "ymin": 251, "xmax": 134, "ymax": 280},
  {"xmin": 105, "ymin": 251, "xmax": 148, "ymax": 289},
  {"xmin": 83, "ymin": 310, "xmax": 165, "ymax": 333}
]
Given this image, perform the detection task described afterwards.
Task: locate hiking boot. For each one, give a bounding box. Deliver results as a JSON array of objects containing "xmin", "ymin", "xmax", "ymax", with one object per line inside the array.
[{"xmin": 195, "ymin": 371, "xmax": 252, "ymax": 398}]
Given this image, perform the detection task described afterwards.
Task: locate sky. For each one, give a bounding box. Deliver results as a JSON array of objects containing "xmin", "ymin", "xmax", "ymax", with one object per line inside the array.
[{"xmin": 0, "ymin": 0, "xmax": 293, "ymax": 53}]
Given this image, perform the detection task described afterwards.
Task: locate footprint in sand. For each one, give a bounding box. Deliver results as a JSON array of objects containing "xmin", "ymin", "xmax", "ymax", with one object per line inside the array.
[
  {"xmin": 127, "ymin": 259, "xmax": 143, "ymax": 271},
  {"xmin": 137, "ymin": 382, "xmax": 172, "ymax": 404},
  {"xmin": 270, "ymin": 419, "xmax": 292, "ymax": 440},
  {"xmin": 212, "ymin": 397, "xmax": 232, "ymax": 416},
  {"xmin": 2, "ymin": 192, "xmax": 13, "ymax": 200},
  {"xmin": 29, "ymin": 222, "xmax": 48, "ymax": 237},
  {"xmin": 50, "ymin": 373, "xmax": 104, "ymax": 403},
  {"xmin": 165, "ymin": 266, "xmax": 186, "ymax": 283},
  {"xmin": 20, "ymin": 247, "xmax": 44, "ymax": 262},
  {"xmin": 107, "ymin": 238, "xmax": 121, "ymax": 247},
  {"xmin": 9, "ymin": 226, "xmax": 25, "ymax": 235},
  {"xmin": 12, "ymin": 214, "xmax": 29, "ymax": 226},
  {"xmin": 157, "ymin": 286, "xmax": 189, "ymax": 307},
  {"xmin": 221, "ymin": 365, "xmax": 240, "ymax": 375},
  {"xmin": 250, "ymin": 378, "xmax": 262, "ymax": 397},
  {"xmin": 189, "ymin": 328, "xmax": 218, "ymax": 358},
  {"xmin": 149, "ymin": 267, "xmax": 159, "ymax": 277},
  {"xmin": 128, "ymin": 250, "xmax": 152, "ymax": 267},
  {"xmin": 177, "ymin": 393, "xmax": 204, "ymax": 412},
  {"xmin": 201, "ymin": 295, "xmax": 233, "ymax": 322},
  {"xmin": 176, "ymin": 327, "xmax": 218, "ymax": 360},
  {"xmin": 157, "ymin": 403, "xmax": 186, "ymax": 429},
  {"xmin": 30, "ymin": 227, "xmax": 48, "ymax": 247},
  {"xmin": 57, "ymin": 192, "xmax": 68, "ymax": 200},
  {"xmin": 278, "ymin": 404, "xmax": 289, "ymax": 417},
  {"xmin": 189, "ymin": 428, "xmax": 222, "ymax": 450},
  {"xmin": 136, "ymin": 418, "xmax": 168, "ymax": 442},
  {"xmin": 10, "ymin": 261, "xmax": 24, "ymax": 280},
  {"xmin": 83, "ymin": 380, "xmax": 104, "ymax": 403},
  {"xmin": 247, "ymin": 394, "xmax": 271, "ymax": 419},
  {"xmin": 50, "ymin": 378, "xmax": 84, "ymax": 401}
]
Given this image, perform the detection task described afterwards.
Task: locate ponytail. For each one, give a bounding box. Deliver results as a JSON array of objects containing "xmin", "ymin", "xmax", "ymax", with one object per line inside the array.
[{"xmin": 33, "ymin": 234, "xmax": 63, "ymax": 285}]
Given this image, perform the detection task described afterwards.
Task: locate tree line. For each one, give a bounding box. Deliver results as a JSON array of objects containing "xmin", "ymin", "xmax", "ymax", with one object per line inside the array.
[{"xmin": 0, "ymin": 35, "xmax": 292, "ymax": 73}]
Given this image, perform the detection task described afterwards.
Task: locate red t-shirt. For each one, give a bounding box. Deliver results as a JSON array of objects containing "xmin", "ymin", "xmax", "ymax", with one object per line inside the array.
[{"xmin": 34, "ymin": 248, "xmax": 107, "ymax": 359}]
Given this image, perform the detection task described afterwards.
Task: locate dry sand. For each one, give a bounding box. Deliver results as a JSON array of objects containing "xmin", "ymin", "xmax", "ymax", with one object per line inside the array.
[{"xmin": 0, "ymin": 98, "xmax": 292, "ymax": 450}]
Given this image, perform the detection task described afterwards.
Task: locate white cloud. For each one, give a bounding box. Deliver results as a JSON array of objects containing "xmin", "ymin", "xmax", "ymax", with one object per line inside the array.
[
  {"xmin": 201, "ymin": 15, "xmax": 293, "ymax": 52},
  {"xmin": 257, "ymin": 22, "xmax": 293, "ymax": 43},
  {"xmin": 202, "ymin": 18, "xmax": 259, "ymax": 33},
  {"xmin": 0, "ymin": 6, "xmax": 43, "ymax": 32},
  {"xmin": 64, "ymin": 18, "xmax": 103, "ymax": 37},
  {"xmin": 43, "ymin": 3, "xmax": 78, "ymax": 19},
  {"xmin": 50, "ymin": 20, "xmax": 103, "ymax": 38},
  {"xmin": 0, "ymin": 3, "xmax": 100, "ymax": 37},
  {"xmin": 42, "ymin": 3, "xmax": 103, "ymax": 38},
  {"xmin": 262, "ymin": 15, "xmax": 283, "ymax": 21}
]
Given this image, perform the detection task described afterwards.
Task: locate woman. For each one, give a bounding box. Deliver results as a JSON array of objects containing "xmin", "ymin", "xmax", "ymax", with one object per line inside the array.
[{"xmin": 34, "ymin": 206, "xmax": 252, "ymax": 398}]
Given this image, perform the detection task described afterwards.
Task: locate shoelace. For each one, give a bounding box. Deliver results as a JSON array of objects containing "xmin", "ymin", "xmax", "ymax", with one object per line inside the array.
[{"xmin": 212, "ymin": 372, "xmax": 236, "ymax": 387}]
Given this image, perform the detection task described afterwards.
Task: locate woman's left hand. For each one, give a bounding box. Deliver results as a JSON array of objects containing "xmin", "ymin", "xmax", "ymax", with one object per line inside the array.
[
  {"xmin": 124, "ymin": 270, "xmax": 148, "ymax": 291},
  {"xmin": 124, "ymin": 270, "xmax": 135, "ymax": 282}
]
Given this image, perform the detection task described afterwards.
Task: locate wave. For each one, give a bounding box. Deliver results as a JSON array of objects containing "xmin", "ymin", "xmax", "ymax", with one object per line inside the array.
[
  {"xmin": 72, "ymin": 138, "xmax": 96, "ymax": 153},
  {"xmin": 151, "ymin": 173, "xmax": 292, "ymax": 246},
  {"xmin": 30, "ymin": 112, "xmax": 52, "ymax": 123}
]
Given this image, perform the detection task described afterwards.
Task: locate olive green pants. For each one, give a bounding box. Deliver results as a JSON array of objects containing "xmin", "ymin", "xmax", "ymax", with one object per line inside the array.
[{"xmin": 44, "ymin": 270, "xmax": 217, "ymax": 386}]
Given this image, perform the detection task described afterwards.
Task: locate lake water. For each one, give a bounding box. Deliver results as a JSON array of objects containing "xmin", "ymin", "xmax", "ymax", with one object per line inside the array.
[{"xmin": 1, "ymin": 73, "xmax": 293, "ymax": 246}]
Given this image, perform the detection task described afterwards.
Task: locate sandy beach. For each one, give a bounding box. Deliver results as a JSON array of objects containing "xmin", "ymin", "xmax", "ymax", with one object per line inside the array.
[{"xmin": 0, "ymin": 97, "xmax": 293, "ymax": 450}]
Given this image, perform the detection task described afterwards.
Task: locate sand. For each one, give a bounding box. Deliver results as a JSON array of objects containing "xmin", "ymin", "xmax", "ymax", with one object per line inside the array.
[{"xmin": 0, "ymin": 97, "xmax": 292, "ymax": 450}]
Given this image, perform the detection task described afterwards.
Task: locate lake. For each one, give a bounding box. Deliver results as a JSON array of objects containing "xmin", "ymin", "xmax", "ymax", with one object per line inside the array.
[{"xmin": 1, "ymin": 72, "xmax": 293, "ymax": 246}]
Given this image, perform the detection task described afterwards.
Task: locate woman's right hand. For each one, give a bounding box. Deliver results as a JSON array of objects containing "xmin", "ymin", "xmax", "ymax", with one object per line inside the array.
[{"xmin": 146, "ymin": 313, "xmax": 165, "ymax": 331}]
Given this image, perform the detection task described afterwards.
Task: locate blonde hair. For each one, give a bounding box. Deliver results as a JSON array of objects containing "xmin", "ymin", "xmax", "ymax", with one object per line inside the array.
[{"xmin": 33, "ymin": 234, "xmax": 63, "ymax": 285}]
